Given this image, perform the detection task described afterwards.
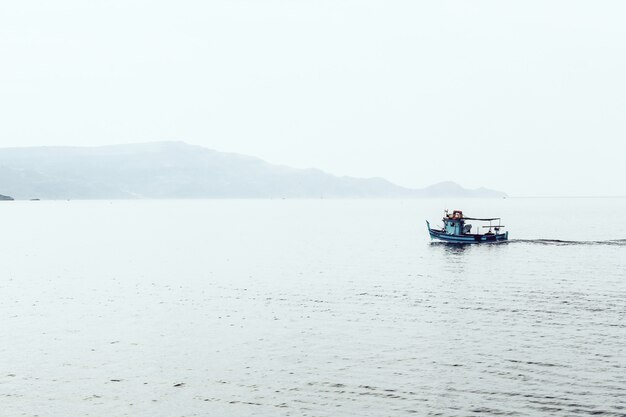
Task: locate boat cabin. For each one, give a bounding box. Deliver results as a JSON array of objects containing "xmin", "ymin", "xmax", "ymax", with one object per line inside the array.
[{"xmin": 443, "ymin": 210, "xmax": 472, "ymax": 235}]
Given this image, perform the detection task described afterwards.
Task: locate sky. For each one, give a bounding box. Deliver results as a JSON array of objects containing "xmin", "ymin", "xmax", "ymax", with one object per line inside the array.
[{"xmin": 1, "ymin": 0, "xmax": 625, "ymax": 197}]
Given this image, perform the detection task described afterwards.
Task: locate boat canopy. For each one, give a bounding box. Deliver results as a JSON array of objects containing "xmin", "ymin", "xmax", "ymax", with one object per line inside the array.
[{"xmin": 463, "ymin": 217, "xmax": 501, "ymax": 221}]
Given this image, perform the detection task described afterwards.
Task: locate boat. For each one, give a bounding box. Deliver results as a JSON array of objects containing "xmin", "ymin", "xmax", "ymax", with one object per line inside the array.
[{"xmin": 426, "ymin": 209, "xmax": 508, "ymax": 243}]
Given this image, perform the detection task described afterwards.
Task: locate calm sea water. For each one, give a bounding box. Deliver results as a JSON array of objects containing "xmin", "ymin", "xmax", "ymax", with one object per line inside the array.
[{"xmin": 1, "ymin": 198, "xmax": 625, "ymax": 416}]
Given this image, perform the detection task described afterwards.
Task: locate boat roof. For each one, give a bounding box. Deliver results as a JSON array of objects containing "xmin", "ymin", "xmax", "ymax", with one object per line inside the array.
[{"xmin": 464, "ymin": 217, "xmax": 501, "ymax": 221}]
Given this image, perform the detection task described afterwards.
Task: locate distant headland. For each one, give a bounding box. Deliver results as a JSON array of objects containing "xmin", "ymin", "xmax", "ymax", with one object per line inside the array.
[
  {"xmin": 0, "ymin": 194, "xmax": 14, "ymax": 201},
  {"xmin": 0, "ymin": 142, "xmax": 506, "ymax": 200}
]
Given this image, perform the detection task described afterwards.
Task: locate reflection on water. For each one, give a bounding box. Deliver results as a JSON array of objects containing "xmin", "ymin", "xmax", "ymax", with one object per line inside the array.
[{"xmin": 429, "ymin": 242, "xmax": 473, "ymax": 253}]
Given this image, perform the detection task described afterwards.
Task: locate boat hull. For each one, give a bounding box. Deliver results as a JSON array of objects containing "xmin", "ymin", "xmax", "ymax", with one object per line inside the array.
[{"xmin": 426, "ymin": 221, "xmax": 508, "ymax": 243}]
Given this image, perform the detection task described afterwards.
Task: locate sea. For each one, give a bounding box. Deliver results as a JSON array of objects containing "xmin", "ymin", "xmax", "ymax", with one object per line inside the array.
[{"xmin": 1, "ymin": 198, "xmax": 625, "ymax": 416}]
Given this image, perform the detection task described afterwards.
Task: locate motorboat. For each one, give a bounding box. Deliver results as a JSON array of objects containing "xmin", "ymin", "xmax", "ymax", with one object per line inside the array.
[{"xmin": 426, "ymin": 210, "xmax": 508, "ymax": 243}]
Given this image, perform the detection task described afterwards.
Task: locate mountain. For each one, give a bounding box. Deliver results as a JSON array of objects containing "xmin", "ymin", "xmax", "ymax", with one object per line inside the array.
[
  {"xmin": 414, "ymin": 181, "xmax": 506, "ymax": 198},
  {"xmin": 0, "ymin": 193, "xmax": 14, "ymax": 201},
  {"xmin": 0, "ymin": 142, "xmax": 506, "ymax": 199}
]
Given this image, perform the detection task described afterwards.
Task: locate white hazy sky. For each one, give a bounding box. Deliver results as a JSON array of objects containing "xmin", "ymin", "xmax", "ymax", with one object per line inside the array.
[{"xmin": 1, "ymin": 1, "xmax": 625, "ymax": 196}]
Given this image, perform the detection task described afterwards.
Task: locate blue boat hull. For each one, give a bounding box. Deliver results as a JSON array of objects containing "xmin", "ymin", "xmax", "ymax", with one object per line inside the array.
[{"xmin": 426, "ymin": 221, "xmax": 508, "ymax": 243}]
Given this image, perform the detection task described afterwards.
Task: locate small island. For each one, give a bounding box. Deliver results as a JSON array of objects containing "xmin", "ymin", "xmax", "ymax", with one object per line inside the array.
[{"xmin": 0, "ymin": 194, "xmax": 14, "ymax": 201}]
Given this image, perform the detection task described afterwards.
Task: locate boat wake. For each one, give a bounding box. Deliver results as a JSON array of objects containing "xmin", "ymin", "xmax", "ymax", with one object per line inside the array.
[{"xmin": 509, "ymin": 239, "xmax": 626, "ymax": 246}]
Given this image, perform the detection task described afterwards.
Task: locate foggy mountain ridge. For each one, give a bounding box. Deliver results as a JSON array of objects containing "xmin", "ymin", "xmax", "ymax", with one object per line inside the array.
[{"xmin": 0, "ymin": 142, "xmax": 507, "ymax": 200}]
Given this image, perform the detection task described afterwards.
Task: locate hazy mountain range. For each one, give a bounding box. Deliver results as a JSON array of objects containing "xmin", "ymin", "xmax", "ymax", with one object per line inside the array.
[{"xmin": 0, "ymin": 142, "xmax": 506, "ymax": 200}]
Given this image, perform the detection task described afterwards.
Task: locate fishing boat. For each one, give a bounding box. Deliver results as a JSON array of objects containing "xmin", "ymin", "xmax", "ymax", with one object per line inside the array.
[{"xmin": 426, "ymin": 210, "xmax": 508, "ymax": 243}]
